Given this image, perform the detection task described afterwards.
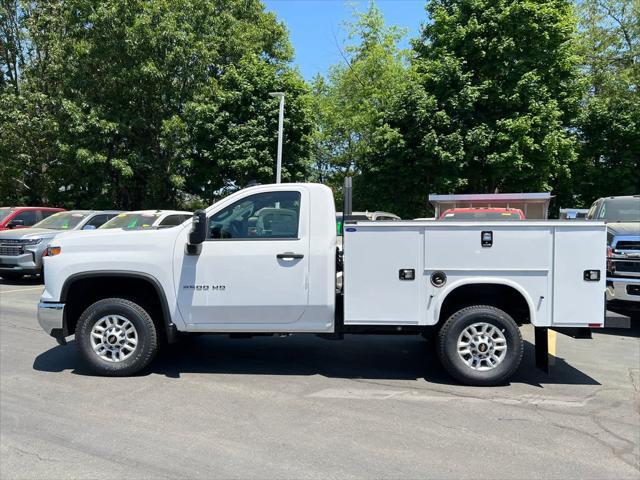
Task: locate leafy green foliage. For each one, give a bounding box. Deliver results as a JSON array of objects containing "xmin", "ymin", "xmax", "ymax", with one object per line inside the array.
[
  {"xmin": 2, "ymin": 0, "xmax": 636, "ymax": 214},
  {"xmin": 0, "ymin": 0, "xmax": 311, "ymax": 208},
  {"xmin": 575, "ymin": 0, "xmax": 639, "ymax": 203},
  {"xmin": 309, "ymin": 2, "xmax": 412, "ymax": 204},
  {"xmin": 358, "ymin": 0, "xmax": 584, "ymax": 218}
]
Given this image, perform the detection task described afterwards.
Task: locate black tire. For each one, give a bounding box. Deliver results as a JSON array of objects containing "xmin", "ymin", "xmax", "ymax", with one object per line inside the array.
[
  {"xmin": 437, "ymin": 305, "xmax": 523, "ymax": 386},
  {"xmin": 75, "ymin": 298, "xmax": 159, "ymax": 376},
  {"xmin": 1, "ymin": 272, "xmax": 24, "ymax": 281}
]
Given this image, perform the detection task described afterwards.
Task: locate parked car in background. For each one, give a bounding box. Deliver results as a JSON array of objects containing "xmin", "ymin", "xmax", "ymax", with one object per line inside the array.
[
  {"xmin": 352, "ymin": 211, "xmax": 401, "ymax": 221},
  {"xmin": 0, "ymin": 210, "xmax": 120, "ymax": 280},
  {"xmin": 98, "ymin": 210, "xmax": 192, "ymax": 230},
  {"xmin": 336, "ymin": 211, "xmax": 400, "ymax": 236},
  {"xmin": 0, "ymin": 207, "xmax": 65, "ymax": 231},
  {"xmin": 559, "ymin": 208, "xmax": 589, "ymax": 220},
  {"xmin": 439, "ymin": 207, "xmax": 526, "ymax": 220},
  {"xmin": 587, "ymin": 196, "xmax": 640, "ymax": 316}
]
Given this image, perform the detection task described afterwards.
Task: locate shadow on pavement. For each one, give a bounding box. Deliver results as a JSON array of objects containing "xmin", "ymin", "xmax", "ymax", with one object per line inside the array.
[
  {"xmin": 0, "ymin": 276, "xmax": 42, "ymax": 286},
  {"xmin": 598, "ymin": 314, "xmax": 639, "ymax": 337},
  {"xmin": 33, "ymin": 334, "xmax": 600, "ymax": 387},
  {"xmin": 597, "ymin": 325, "xmax": 640, "ymax": 337}
]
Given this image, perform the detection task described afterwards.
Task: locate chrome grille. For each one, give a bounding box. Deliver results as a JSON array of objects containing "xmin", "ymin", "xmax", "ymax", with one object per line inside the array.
[
  {"xmin": 0, "ymin": 245, "xmax": 23, "ymax": 256},
  {"xmin": 614, "ymin": 260, "xmax": 640, "ymax": 274},
  {"xmin": 616, "ymin": 240, "xmax": 640, "ymax": 251}
]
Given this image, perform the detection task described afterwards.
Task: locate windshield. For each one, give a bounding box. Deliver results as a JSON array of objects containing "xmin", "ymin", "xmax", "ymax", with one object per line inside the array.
[
  {"xmin": 100, "ymin": 213, "xmax": 161, "ymax": 229},
  {"xmin": 0, "ymin": 208, "xmax": 13, "ymax": 222},
  {"xmin": 599, "ymin": 198, "xmax": 640, "ymax": 222},
  {"xmin": 441, "ymin": 211, "xmax": 522, "ymax": 220},
  {"xmin": 32, "ymin": 212, "xmax": 89, "ymax": 230}
]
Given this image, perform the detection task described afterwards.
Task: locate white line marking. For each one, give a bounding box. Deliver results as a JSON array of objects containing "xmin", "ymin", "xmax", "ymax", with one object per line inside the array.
[{"xmin": 0, "ymin": 286, "xmax": 43, "ymax": 294}]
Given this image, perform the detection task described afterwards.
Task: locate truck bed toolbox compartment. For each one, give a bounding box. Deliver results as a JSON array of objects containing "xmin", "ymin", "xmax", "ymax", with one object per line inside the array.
[{"xmin": 343, "ymin": 222, "xmax": 606, "ymax": 328}]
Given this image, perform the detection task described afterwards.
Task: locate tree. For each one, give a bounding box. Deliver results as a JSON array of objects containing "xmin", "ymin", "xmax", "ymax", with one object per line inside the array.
[
  {"xmin": 0, "ymin": 0, "xmax": 25, "ymax": 93},
  {"xmin": 0, "ymin": 0, "xmax": 312, "ymax": 209},
  {"xmin": 575, "ymin": 0, "xmax": 639, "ymax": 202},
  {"xmin": 362, "ymin": 0, "xmax": 584, "ymax": 218},
  {"xmin": 309, "ymin": 1, "xmax": 411, "ymax": 203}
]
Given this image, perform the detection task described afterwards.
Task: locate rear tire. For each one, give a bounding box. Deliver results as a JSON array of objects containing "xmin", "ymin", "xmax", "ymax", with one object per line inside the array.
[
  {"xmin": 437, "ymin": 305, "xmax": 523, "ymax": 386},
  {"xmin": 75, "ymin": 298, "xmax": 159, "ymax": 376}
]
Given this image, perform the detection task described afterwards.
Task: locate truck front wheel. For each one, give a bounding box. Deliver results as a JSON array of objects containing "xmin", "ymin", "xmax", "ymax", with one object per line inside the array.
[
  {"xmin": 75, "ymin": 298, "xmax": 159, "ymax": 376},
  {"xmin": 437, "ymin": 305, "xmax": 523, "ymax": 386}
]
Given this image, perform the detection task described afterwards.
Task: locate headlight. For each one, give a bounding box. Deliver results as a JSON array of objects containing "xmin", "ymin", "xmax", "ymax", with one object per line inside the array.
[
  {"xmin": 23, "ymin": 238, "xmax": 42, "ymax": 245},
  {"xmin": 44, "ymin": 246, "xmax": 62, "ymax": 257}
]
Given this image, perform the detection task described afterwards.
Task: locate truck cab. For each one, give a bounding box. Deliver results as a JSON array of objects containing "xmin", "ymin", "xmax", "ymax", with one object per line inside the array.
[{"xmin": 37, "ymin": 183, "xmax": 607, "ymax": 386}]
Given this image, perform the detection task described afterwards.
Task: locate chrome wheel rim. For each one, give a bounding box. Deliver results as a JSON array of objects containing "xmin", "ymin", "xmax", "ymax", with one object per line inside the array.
[
  {"xmin": 90, "ymin": 315, "xmax": 138, "ymax": 362},
  {"xmin": 457, "ymin": 322, "xmax": 507, "ymax": 371}
]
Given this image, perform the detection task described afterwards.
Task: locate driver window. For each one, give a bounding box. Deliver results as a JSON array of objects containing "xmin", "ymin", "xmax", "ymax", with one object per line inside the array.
[
  {"xmin": 208, "ymin": 191, "xmax": 301, "ymax": 240},
  {"xmin": 14, "ymin": 210, "xmax": 38, "ymax": 226},
  {"xmin": 598, "ymin": 202, "xmax": 606, "ymax": 220}
]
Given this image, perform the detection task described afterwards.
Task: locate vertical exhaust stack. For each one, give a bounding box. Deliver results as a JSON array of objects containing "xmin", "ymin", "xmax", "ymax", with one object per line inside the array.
[{"xmin": 343, "ymin": 176, "xmax": 353, "ymax": 220}]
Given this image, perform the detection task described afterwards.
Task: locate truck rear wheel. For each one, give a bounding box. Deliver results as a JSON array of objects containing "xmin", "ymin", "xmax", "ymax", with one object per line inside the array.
[
  {"xmin": 75, "ymin": 298, "xmax": 158, "ymax": 376},
  {"xmin": 437, "ymin": 305, "xmax": 523, "ymax": 386}
]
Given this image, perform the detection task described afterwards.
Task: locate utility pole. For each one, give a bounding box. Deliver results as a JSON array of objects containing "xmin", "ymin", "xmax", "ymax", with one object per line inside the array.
[{"xmin": 269, "ymin": 92, "xmax": 285, "ymax": 183}]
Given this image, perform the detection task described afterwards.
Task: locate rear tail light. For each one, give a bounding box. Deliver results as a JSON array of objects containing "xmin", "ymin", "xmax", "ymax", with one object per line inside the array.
[{"xmin": 606, "ymin": 246, "xmax": 614, "ymax": 273}]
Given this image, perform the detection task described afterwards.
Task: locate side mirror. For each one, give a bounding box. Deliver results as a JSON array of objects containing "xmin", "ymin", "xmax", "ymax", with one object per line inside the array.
[
  {"xmin": 82, "ymin": 225, "xmax": 97, "ymax": 230},
  {"xmin": 7, "ymin": 219, "xmax": 24, "ymax": 229},
  {"xmin": 186, "ymin": 210, "xmax": 207, "ymax": 255}
]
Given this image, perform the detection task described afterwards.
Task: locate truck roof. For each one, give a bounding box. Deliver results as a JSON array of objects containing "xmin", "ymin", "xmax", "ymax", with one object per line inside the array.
[
  {"xmin": 0, "ymin": 206, "xmax": 64, "ymax": 211},
  {"xmin": 442, "ymin": 207, "xmax": 524, "ymax": 213},
  {"xmin": 440, "ymin": 207, "xmax": 526, "ymax": 220},
  {"xmin": 121, "ymin": 210, "xmax": 191, "ymax": 215}
]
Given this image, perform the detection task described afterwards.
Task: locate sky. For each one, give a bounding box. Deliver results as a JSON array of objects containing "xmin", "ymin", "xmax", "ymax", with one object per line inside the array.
[{"xmin": 263, "ymin": 0, "xmax": 427, "ymax": 80}]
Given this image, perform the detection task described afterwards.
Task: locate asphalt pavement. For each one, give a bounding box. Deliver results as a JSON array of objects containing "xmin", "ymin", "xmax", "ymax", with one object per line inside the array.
[{"xmin": 1, "ymin": 278, "xmax": 639, "ymax": 479}]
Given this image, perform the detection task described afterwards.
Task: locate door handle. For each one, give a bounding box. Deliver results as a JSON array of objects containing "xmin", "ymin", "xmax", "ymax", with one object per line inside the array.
[{"xmin": 277, "ymin": 252, "xmax": 304, "ymax": 260}]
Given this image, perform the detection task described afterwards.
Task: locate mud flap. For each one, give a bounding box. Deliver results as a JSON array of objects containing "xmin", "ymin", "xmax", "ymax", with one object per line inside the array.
[
  {"xmin": 51, "ymin": 328, "xmax": 67, "ymax": 346},
  {"xmin": 534, "ymin": 327, "xmax": 549, "ymax": 374}
]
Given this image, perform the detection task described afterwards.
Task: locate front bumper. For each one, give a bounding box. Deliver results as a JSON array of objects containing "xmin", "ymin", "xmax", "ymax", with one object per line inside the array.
[
  {"xmin": 606, "ymin": 276, "xmax": 640, "ymax": 304},
  {"xmin": 37, "ymin": 302, "xmax": 66, "ymax": 343},
  {"xmin": 0, "ymin": 251, "xmax": 41, "ymax": 275}
]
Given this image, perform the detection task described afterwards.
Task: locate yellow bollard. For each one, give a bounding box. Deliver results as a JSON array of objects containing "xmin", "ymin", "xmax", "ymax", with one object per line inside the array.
[{"xmin": 548, "ymin": 329, "xmax": 557, "ymax": 366}]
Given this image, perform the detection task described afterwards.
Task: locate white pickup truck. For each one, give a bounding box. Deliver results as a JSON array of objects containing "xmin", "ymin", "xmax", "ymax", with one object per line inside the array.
[{"xmin": 37, "ymin": 183, "xmax": 607, "ymax": 385}]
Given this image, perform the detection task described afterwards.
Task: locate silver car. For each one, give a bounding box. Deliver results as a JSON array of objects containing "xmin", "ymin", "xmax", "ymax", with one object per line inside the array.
[{"xmin": 0, "ymin": 210, "xmax": 120, "ymax": 280}]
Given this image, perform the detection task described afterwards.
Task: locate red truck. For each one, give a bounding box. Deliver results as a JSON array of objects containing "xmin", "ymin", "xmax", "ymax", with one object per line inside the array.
[
  {"xmin": 0, "ymin": 207, "xmax": 66, "ymax": 231},
  {"xmin": 439, "ymin": 207, "xmax": 526, "ymax": 221}
]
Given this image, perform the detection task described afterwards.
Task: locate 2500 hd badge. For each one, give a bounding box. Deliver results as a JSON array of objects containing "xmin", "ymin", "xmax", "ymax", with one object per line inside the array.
[{"xmin": 182, "ymin": 285, "xmax": 226, "ymax": 291}]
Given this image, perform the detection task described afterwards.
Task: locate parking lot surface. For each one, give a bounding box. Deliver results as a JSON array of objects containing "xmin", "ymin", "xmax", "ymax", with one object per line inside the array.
[{"xmin": 1, "ymin": 278, "xmax": 639, "ymax": 479}]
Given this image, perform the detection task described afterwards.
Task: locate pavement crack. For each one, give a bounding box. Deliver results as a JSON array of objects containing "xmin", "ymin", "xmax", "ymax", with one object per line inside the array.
[
  {"xmin": 534, "ymin": 409, "xmax": 640, "ymax": 472},
  {"xmin": 2, "ymin": 321, "xmax": 41, "ymax": 332},
  {"xmin": 629, "ymin": 369, "xmax": 640, "ymax": 393},
  {"xmin": 7, "ymin": 445, "xmax": 65, "ymax": 464}
]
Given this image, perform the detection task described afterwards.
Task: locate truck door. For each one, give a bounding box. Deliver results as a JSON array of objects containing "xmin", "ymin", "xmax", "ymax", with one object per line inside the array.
[
  {"xmin": 176, "ymin": 188, "xmax": 310, "ymax": 328},
  {"xmin": 552, "ymin": 225, "xmax": 607, "ymax": 325}
]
